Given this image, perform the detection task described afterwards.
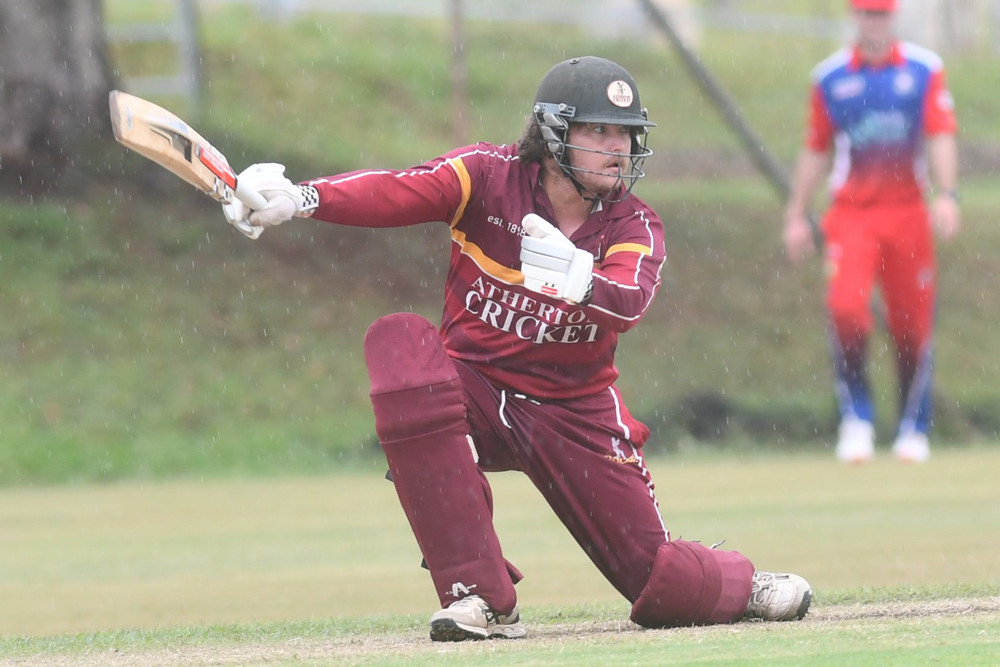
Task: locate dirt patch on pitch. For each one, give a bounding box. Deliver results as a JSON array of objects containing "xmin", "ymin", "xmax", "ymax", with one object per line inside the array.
[
  {"xmin": 6, "ymin": 597, "xmax": 1000, "ymax": 667},
  {"xmin": 806, "ymin": 596, "xmax": 1000, "ymax": 622}
]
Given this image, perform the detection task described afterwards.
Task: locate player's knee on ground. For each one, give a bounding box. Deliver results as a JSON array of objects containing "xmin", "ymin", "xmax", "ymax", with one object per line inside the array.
[
  {"xmin": 364, "ymin": 313, "xmax": 466, "ymax": 444},
  {"xmin": 630, "ymin": 540, "xmax": 754, "ymax": 627}
]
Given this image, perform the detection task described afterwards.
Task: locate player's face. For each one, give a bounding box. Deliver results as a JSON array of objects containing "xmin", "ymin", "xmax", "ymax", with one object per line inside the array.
[
  {"xmin": 854, "ymin": 10, "xmax": 895, "ymax": 56},
  {"xmin": 565, "ymin": 123, "xmax": 634, "ymax": 196}
]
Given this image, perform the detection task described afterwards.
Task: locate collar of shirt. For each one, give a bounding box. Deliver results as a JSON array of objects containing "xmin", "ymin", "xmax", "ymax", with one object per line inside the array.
[{"xmin": 848, "ymin": 41, "xmax": 904, "ymax": 71}]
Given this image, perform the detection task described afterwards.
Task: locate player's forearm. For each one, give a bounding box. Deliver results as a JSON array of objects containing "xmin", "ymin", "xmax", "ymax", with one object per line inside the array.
[
  {"xmin": 305, "ymin": 168, "xmax": 460, "ymax": 228},
  {"xmin": 926, "ymin": 133, "xmax": 958, "ymax": 197},
  {"xmin": 785, "ymin": 148, "xmax": 830, "ymax": 217},
  {"xmin": 585, "ymin": 256, "xmax": 664, "ymax": 332}
]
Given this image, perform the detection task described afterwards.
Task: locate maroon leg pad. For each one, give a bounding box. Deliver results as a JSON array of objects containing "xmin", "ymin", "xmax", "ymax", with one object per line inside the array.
[
  {"xmin": 365, "ymin": 313, "xmax": 466, "ymax": 442},
  {"xmin": 364, "ymin": 313, "xmax": 518, "ymax": 613},
  {"xmin": 630, "ymin": 540, "xmax": 754, "ymax": 628}
]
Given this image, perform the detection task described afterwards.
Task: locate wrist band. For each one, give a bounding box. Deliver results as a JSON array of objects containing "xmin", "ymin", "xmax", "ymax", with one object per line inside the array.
[
  {"xmin": 942, "ymin": 189, "xmax": 959, "ymax": 202},
  {"xmin": 296, "ymin": 184, "xmax": 320, "ymax": 217}
]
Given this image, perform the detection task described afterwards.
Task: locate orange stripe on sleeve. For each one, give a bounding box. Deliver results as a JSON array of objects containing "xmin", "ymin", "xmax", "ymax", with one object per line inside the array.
[
  {"xmin": 447, "ymin": 157, "xmax": 473, "ymax": 228},
  {"xmin": 606, "ymin": 242, "xmax": 652, "ymax": 257}
]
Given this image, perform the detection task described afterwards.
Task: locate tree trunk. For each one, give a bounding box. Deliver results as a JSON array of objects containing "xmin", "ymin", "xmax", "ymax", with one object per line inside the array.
[{"xmin": 0, "ymin": 0, "xmax": 115, "ymax": 194}]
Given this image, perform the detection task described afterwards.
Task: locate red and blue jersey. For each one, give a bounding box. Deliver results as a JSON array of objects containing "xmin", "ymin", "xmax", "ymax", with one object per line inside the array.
[
  {"xmin": 805, "ymin": 41, "xmax": 957, "ymax": 206},
  {"xmin": 305, "ymin": 142, "xmax": 666, "ymax": 400}
]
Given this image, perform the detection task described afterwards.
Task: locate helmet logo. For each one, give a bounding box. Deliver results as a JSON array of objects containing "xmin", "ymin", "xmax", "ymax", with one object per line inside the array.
[{"xmin": 607, "ymin": 80, "xmax": 634, "ymax": 108}]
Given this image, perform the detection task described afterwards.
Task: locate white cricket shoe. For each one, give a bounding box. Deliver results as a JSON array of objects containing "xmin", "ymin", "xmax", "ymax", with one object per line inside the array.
[
  {"xmin": 429, "ymin": 595, "xmax": 527, "ymax": 642},
  {"xmin": 892, "ymin": 431, "xmax": 930, "ymax": 463},
  {"xmin": 745, "ymin": 571, "xmax": 813, "ymax": 622},
  {"xmin": 835, "ymin": 418, "xmax": 875, "ymax": 464}
]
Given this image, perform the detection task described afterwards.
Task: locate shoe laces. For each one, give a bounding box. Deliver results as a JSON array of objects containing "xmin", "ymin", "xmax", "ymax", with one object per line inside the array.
[
  {"xmin": 450, "ymin": 594, "xmax": 487, "ymax": 611},
  {"xmin": 450, "ymin": 595, "xmax": 499, "ymax": 621},
  {"xmin": 748, "ymin": 572, "xmax": 779, "ymax": 611}
]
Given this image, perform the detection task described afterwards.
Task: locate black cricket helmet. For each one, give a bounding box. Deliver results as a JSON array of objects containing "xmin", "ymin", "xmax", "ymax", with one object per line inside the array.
[{"xmin": 532, "ymin": 56, "xmax": 655, "ymax": 202}]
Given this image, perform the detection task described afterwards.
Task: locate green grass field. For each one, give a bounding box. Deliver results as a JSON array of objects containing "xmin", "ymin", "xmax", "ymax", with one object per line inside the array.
[{"xmin": 2, "ymin": 448, "xmax": 999, "ymax": 664}]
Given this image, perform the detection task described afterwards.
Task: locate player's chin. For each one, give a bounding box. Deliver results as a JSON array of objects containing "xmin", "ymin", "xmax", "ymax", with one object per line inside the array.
[{"xmin": 588, "ymin": 172, "xmax": 623, "ymax": 195}]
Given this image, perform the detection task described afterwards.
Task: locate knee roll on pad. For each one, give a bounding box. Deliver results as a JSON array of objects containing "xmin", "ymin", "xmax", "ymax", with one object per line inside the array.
[
  {"xmin": 630, "ymin": 540, "xmax": 754, "ymax": 628},
  {"xmin": 364, "ymin": 313, "xmax": 466, "ymax": 444}
]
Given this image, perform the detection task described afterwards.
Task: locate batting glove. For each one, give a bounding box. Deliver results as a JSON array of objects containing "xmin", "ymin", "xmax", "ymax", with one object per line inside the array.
[
  {"xmin": 222, "ymin": 163, "xmax": 318, "ymax": 236},
  {"xmin": 520, "ymin": 213, "xmax": 594, "ymax": 304}
]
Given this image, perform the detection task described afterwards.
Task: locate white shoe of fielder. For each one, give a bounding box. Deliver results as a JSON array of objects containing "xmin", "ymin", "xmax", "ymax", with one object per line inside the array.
[
  {"xmin": 429, "ymin": 595, "xmax": 527, "ymax": 642},
  {"xmin": 745, "ymin": 571, "xmax": 813, "ymax": 622},
  {"xmin": 892, "ymin": 431, "xmax": 930, "ymax": 463},
  {"xmin": 835, "ymin": 418, "xmax": 875, "ymax": 464}
]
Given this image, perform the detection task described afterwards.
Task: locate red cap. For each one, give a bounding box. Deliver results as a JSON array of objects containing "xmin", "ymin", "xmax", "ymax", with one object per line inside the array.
[{"xmin": 850, "ymin": 0, "xmax": 897, "ymax": 10}]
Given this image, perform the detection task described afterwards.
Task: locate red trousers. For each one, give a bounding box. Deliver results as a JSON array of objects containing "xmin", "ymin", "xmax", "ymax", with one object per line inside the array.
[{"xmin": 822, "ymin": 200, "xmax": 936, "ymax": 433}]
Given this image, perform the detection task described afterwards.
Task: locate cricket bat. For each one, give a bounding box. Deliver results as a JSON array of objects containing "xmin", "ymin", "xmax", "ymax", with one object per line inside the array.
[{"xmin": 108, "ymin": 90, "xmax": 265, "ymax": 238}]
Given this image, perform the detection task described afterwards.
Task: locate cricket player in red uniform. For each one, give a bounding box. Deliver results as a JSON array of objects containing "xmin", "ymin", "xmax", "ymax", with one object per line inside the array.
[
  {"xmin": 224, "ymin": 56, "xmax": 811, "ymax": 641},
  {"xmin": 784, "ymin": 0, "xmax": 960, "ymax": 464}
]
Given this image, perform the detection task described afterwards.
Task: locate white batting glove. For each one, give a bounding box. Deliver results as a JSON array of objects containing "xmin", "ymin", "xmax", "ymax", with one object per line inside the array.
[
  {"xmin": 221, "ymin": 163, "xmax": 317, "ymax": 234},
  {"xmin": 520, "ymin": 213, "xmax": 594, "ymax": 304}
]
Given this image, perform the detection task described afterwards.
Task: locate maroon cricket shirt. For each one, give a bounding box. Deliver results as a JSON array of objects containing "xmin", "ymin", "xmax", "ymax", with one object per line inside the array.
[{"xmin": 305, "ymin": 142, "xmax": 666, "ymax": 401}]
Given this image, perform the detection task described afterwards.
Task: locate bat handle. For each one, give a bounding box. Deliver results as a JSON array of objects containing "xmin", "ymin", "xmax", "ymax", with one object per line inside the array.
[{"xmin": 232, "ymin": 180, "xmax": 268, "ymax": 239}]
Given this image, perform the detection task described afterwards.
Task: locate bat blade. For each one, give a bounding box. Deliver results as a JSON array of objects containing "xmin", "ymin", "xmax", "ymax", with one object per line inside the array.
[{"xmin": 108, "ymin": 90, "xmax": 266, "ymax": 236}]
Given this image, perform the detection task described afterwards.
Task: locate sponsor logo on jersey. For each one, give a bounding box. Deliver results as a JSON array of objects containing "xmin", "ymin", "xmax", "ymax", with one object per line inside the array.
[
  {"xmin": 831, "ymin": 75, "xmax": 865, "ymax": 101},
  {"xmin": 893, "ymin": 71, "xmax": 916, "ymax": 96},
  {"xmin": 936, "ymin": 89, "xmax": 955, "ymax": 112},
  {"xmin": 848, "ymin": 110, "xmax": 908, "ymax": 147},
  {"xmin": 465, "ymin": 276, "xmax": 600, "ymax": 345}
]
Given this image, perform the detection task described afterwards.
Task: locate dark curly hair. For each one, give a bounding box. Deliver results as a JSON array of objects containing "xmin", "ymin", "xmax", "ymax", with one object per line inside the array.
[{"xmin": 516, "ymin": 120, "xmax": 550, "ymax": 165}]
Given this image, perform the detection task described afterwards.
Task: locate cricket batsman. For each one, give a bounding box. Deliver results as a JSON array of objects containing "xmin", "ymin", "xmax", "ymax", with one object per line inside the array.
[{"xmin": 224, "ymin": 56, "xmax": 812, "ymax": 640}]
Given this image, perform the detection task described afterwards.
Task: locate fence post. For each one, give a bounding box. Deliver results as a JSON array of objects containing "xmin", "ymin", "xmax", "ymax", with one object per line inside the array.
[
  {"xmin": 177, "ymin": 0, "xmax": 202, "ymax": 112},
  {"xmin": 105, "ymin": 0, "xmax": 201, "ymax": 110}
]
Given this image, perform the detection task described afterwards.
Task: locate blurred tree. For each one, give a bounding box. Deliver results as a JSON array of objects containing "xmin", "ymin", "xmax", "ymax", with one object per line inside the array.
[{"xmin": 0, "ymin": 0, "xmax": 115, "ymax": 195}]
